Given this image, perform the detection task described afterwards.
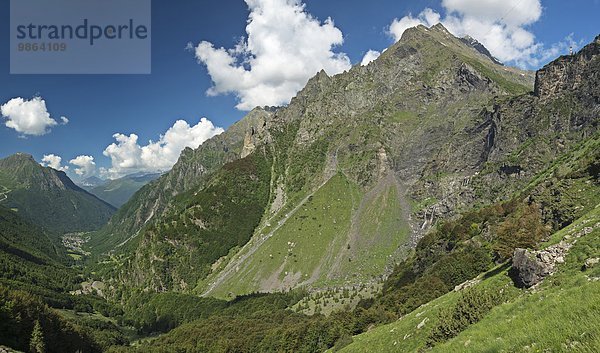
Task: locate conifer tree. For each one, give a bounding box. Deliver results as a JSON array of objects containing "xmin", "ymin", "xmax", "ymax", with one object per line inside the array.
[{"xmin": 29, "ymin": 320, "xmax": 45, "ymax": 353}]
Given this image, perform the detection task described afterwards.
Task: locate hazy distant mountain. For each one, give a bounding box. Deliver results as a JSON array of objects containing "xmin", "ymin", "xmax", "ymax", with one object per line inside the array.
[
  {"xmin": 86, "ymin": 172, "xmax": 161, "ymax": 208},
  {"xmin": 78, "ymin": 176, "xmax": 106, "ymax": 189}
]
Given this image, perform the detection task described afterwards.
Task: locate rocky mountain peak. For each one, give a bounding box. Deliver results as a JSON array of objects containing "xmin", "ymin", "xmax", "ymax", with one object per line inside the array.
[
  {"xmin": 0, "ymin": 152, "xmax": 36, "ymax": 166},
  {"xmin": 460, "ymin": 35, "xmax": 503, "ymax": 65},
  {"xmin": 430, "ymin": 22, "xmax": 450, "ymax": 33}
]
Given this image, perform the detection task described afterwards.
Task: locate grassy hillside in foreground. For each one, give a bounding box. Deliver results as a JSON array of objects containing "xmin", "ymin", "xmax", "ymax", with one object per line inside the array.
[{"xmin": 338, "ymin": 205, "xmax": 600, "ymax": 352}]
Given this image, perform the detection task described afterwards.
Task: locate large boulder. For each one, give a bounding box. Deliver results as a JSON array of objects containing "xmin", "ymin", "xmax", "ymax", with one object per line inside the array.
[{"xmin": 511, "ymin": 248, "xmax": 555, "ymax": 288}]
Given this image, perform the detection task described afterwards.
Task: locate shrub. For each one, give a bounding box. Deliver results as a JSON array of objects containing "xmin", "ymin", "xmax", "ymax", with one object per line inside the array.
[{"xmin": 427, "ymin": 287, "xmax": 506, "ymax": 346}]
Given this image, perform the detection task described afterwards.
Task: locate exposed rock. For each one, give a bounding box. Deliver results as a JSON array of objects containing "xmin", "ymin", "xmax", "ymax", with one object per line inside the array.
[
  {"xmin": 534, "ymin": 35, "xmax": 600, "ymax": 99},
  {"xmin": 583, "ymin": 258, "xmax": 599, "ymax": 271},
  {"xmin": 512, "ymin": 222, "xmax": 599, "ymax": 287},
  {"xmin": 454, "ymin": 278, "xmax": 481, "ymax": 292},
  {"xmin": 460, "ymin": 35, "xmax": 503, "ymax": 65},
  {"xmin": 512, "ymin": 248, "xmax": 555, "ymax": 288},
  {"xmin": 240, "ymin": 127, "xmax": 257, "ymax": 158},
  {"xmin": 417, "ymin": 317, "xmax": 429, "ymax": 329}
]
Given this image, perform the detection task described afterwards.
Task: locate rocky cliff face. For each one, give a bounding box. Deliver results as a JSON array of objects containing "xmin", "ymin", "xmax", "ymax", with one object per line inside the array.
[
  {"xmin": 534, "ymin": 35, "xmax": 600, "ymax": 99},
  {"xmin": 94, "ymin": 25, "xmax": 598, "ymax": 297}
]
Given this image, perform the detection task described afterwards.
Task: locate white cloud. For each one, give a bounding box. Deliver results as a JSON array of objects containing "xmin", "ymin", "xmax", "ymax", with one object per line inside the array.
[
  {"xmin": 442, "ymin": 0, "xmax": 541, "ymax": 27},
  {"xmin": 389, "ymin": 8, "xmax": 441, "ymax": 40},
  {"xmin": 193, "ymin": 0, "xmax": 351, "ymax": 110},
  {"xmin": 60, "ymin": 116, "xmax": 69, "ymax": 125},
  {"xmin": 41, "ymin": 154, "xmax": 68, "ymax": 172},
  {"xmin": 102, "ymin": 118, "xmax": 224, "ymax": 179},
  {"xmin": 0, "ymin": 97, "xmax": 66, "ymax": 136},
  {"xmin": 386, "ymin": 0, "xmax": 577, "ymax": 68},
  {"xmin": 69, "ymin": 155, "xmax": 96, "ymax": 178},
  {"xmin": 361, "ymin": 50, "xmax": 381, "ymax": 66}
]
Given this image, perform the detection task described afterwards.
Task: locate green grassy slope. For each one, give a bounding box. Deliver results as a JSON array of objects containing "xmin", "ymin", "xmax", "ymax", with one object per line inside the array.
[
  {"xmin": 205, "ymin": 173, "xmax": 361, "ymax": 297},
  {"xmin": 205, "ymin": 172, "xmax": 412, "ymax": 298},
  {"xmin": 339, "ymin": 206, "xmax": 600, "ymax": 352}
]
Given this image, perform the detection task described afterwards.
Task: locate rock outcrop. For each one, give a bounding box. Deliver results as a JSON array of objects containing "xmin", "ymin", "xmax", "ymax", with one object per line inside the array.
[
  {"xmin": 534, "ymin": 35, "xmax": 600, "ymax": 99},
  {"xmin": 512, "ymin": 225, "xmax": 597, "ymax": 287},
  {"xmin": 512, "ymin": 247, "xmax": 561, "ymax": 288}
]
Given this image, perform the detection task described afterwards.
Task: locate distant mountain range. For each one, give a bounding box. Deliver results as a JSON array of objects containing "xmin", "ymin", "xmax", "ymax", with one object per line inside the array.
[
  {"xmin": 78, "ymin": 172, "xmax": 161, "ymax": 208},
  {"xmin": 78, "ymin": 176, "xmax": 105, "ymax": 189}
]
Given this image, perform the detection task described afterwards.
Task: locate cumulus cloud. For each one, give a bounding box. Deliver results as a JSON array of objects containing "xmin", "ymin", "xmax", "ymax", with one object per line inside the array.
[
  {"xmin": 193, "ymin": 0, "xmax": 351, "ymax": 110},
  {"xmin": 389, "ymin": 8, "xmax": 441, "ymax": 40},
  {"xmin": 361, "ymin": 50, "xmax": 381, "ymax": 66},
  {"xmin": 387, "ymin": 0, "xmax": 578, "ymax": 68},
  {"xmin": 69, "ymin": 155, "xmax": 96, "ymax": 178},
  {"xmin": 41, "ymin": 154, "xmax": 68, "ymax": 172},
  {"xmin": 102, "ymin": 118, "xmax": 223, "ymax": 179},
  {"xmin": 0, "ymin": 97, "xmax": 67, "ymax": 136}
]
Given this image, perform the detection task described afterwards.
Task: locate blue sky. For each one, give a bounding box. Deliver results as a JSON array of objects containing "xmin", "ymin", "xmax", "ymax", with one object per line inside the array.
[{"xmin": 0, "ymin": 0, "xmax": 598, "ymax": 180}]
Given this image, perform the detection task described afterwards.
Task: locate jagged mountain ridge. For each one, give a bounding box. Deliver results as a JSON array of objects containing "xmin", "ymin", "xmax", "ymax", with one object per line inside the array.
[
  {"xmin": 93, "ymin": 25, "xmax": 597, "ymax": 298},
  {"xmin": 0, "ymin": 153, "xmax": 115, "ymax": 233},
  {"xmin": 459, "ymin": 35, "xmax": 503, "ymax": 66}
]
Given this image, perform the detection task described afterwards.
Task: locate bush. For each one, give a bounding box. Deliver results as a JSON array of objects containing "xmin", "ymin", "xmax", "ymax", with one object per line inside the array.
[
  {"xmin": 493, "ymin": 203, "xmax": 547, "ymax": 260},
  {"xmin": 333, "ymin": 333, "xmax": 353, "ymax": 351},
  {"xmin": 427, "ymin": 287, "xmax": 506, "ymax": 346}
]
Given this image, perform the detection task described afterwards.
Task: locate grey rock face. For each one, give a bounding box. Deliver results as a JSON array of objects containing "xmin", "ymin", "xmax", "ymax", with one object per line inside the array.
[
  {"xmin": 512, "ymin": 224, "xmax": 599, "ymax": 287},
  {"xmin": 512, "ymin": 248, "xmax": 554, "ymax": 288},
  {"xmin": 534, "ymin": 35, "xmax": 600, "ymax": 99}
]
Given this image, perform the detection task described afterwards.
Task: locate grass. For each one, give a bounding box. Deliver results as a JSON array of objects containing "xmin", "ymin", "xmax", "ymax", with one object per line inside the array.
[
  {"xmin": 209, "ymin": 172, "xmax": 414, "ymax": 297},
  {"xmin": 68, "ymin": 252, "xmax": 83, "ymax": 261},
  {"xmin": 390, "ymin": 111, "xmax": 419, "ymax": 124},
  {"xmin": 462, "ymin": 56, "xmax": 531, "ymax": 95},
  {"xmin": 209, "ymin": 173, "xmax": 361, "ymax": 297},
  {"xmin": 338, "ymin": 204, "xmax": 600, "ymax": 352},
  {"xmin": 436, "ymin": 212, "xmax": 600, "ymax": 352},
  {"xmin": 333, "ymin": 181, "xmax": 410, "ymax": 283},
  {"xmin": 292, "ymin": 283, "xmax": 383, "ymax": 316},
  {"xmin": 435, "ymin": 282, "xmax": 600, "ymax": 352}
]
